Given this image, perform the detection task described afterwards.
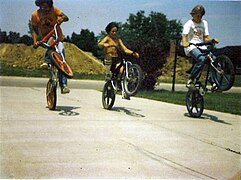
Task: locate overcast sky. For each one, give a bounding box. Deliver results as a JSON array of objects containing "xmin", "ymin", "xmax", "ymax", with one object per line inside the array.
[{"xmin": 0, "ymin": 0, "xmax": 240, "ymax": 47}]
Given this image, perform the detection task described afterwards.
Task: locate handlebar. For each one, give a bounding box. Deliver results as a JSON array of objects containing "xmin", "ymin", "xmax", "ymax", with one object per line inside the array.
[
  {"xmin": 35, "ymin": 24, "xmax": 60, "ymax": 49},
  {"xmin": 189, "ymin": 38, "xmax": 219, "ymax": 47}
]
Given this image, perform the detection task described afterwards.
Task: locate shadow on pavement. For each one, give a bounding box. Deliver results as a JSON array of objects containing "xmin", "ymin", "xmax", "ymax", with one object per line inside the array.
[
  {"xmin": 55, "ymin": 106, "xmax": 80, "ymax": 116},
  {"xmin": 184, "ymin": 112, "xmax": 232, "ymax": 125},
  {"xmin": 202, "ymin": 113, "xmax": 232, "ymax": 125},
  {"xmin": 112, "ymin": 107, "xmax": 145, "ymax": 118}
]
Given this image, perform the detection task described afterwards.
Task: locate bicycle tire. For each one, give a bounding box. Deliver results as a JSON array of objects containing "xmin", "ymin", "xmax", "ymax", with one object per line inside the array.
[
  {"xmin": 123, "ymin": 64, "xmax": 143, "ymax": 96},
  {"xmin": 186, "ymin": 89, "xmax": 204, "ymax": 118},
  {"xmin": 102, "ymin": 81, "xmax": 116, "ymax": 110},
  {"xmin": 212, "ymin": 55, "xmax": 235, "ymax": 91},
  {"xmin": 46, "ymin": 79, "xmax": 57, "ymax": 110},
  {"xmin": 50, "ymin": 51, "xmax": 74, "ymax": 79}
]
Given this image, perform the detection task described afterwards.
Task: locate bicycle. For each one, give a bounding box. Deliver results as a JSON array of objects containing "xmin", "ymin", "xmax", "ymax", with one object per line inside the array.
[
  {"xmin": 102, "ymin": 56, "xmax": 143, "ymax": 110},
  {"xmin": 36, "ymin": 24, "xmax": 73, "ymax": 110},
  {"xmin": 185, "ymin": 39, "xmax": 235, "ymax": 118}
]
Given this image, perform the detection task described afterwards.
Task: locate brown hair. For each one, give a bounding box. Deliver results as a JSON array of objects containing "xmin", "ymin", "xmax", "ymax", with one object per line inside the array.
[
  {"xmin": 190, "ymin": 5, "xmax": 205, "ymax": 16},
  {"xmin": 105, "ymin": 22, "xmax": 119, "ymax": 34}
]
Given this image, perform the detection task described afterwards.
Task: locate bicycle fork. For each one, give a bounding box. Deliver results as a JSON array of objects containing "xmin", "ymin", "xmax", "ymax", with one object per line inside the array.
[
  {"xmin": 208, "ymin": 54, "xmax": 231, "ymax": 86},
  {"xmin": 125, "ymin": 61, "xmax": 132, "ymax": 80},
  {"xmin": 49, "ymin": 65, "xmax": 58, "ymax": 86},
  {"xmin": 208, "ymin": 54, "xmax": 223, "ymax": 75}
]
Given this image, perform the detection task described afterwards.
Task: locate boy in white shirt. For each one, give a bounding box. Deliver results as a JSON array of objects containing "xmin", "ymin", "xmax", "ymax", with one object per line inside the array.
[{"xmin": 182, "ymin": 5, "xmax": 216, "ymax": 89}]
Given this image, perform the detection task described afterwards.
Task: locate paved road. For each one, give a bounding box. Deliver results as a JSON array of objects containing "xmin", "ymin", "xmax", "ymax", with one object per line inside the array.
[
  {"xmin": 0, "ymin": 76, "xmax": 240, "ymax": 179},
  {"xmin": 0, "ymin": 76, "xmax": 240, "ymax": 93}
]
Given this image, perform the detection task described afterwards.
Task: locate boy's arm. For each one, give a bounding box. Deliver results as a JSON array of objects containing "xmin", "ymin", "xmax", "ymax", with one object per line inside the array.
[
  {"xmin": 31, "ymin": 12, "xmax": 40, "ymax": 48},
  {"xmin": 57, "ymin": 12, "xmax": 69, "ymax": 24},
  {"xmin": 182, "ymin": 34, "xmax": 189, "ymax": 48},
  {"xmin": 98, "ymin": 36, "xmax": 109, "ymax": 48},
  {"xmin": 119, "ymin": 39, "xmax": 139, "ymax": 58}
]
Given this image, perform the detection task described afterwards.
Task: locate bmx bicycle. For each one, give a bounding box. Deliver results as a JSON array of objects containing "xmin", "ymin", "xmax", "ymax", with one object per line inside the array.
[
  {"xmin": 102, "ymin": 56, "xmax": 143, "ymax": 110},
  {"xmin": 185, "ymin": 39, "xmax": 235, "ymax": 118},
  {"xmin": 36, "ymin": 24, "xmax": 73, "ymax": 110}
]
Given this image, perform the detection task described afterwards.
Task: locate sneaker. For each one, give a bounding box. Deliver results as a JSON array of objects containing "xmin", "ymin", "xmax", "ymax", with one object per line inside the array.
[
  {"xmin": 40, "ymin": 62, "xmax": 48, "ymax": 69},
  {"xmin": 122, "ymin": 90, "xmax": 130, "ymax": 100},
  {"xmin": 211, "ymin": 83, "xmax": 217, "ymax": 91},
  {"xmin": 186, "ymin": 79, "xmax": 195, "ymax": 89},
  {"xmin": 61, "ymin": 86, "xmax": 70, "ymax": 94},
  {"xmin": 211, "ymin": 83, "xmax": 222, "ymax": 93}
]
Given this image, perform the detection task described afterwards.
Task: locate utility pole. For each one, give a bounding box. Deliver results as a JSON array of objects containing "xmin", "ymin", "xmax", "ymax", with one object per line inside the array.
[{"xmin": 172, "ymin": 38, "xmax": 181, "ymax": 93}]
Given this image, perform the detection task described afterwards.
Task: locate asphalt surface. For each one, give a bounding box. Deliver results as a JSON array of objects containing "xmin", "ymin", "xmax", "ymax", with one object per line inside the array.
[
  {"xmin": 0, "ymin": 76, "xmax": 240, "ymax": 93},
  {"xmin": 0, "ymin": 76, "xmax": 240, "ymax": 179}
]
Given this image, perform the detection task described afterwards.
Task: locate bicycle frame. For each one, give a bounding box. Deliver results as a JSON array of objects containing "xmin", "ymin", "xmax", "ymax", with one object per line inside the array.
[
  {"xmin": 110, "ymin": 58, "xmax": 132, "ymax": 91},
  {"xmin": 190, "ymin": 41, "xmax": 220, "ymax": 94},
  {"xmin": 39, "ymin": 24, "xmax": 66, "ymax": 64}
]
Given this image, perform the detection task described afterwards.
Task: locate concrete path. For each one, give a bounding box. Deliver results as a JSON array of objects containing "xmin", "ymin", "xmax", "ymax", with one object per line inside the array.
[{"xmin": 0, "ymin": 77, "xmax": 240, "ymax": 179}]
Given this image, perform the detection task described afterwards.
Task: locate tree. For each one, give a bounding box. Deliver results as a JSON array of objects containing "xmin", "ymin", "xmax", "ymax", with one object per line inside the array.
[
  {"xmin": 7, "ymin": 31, "xmax": 20, "ymax": 43},
  {"xmin": 28, "ymin": 20, "xmax": 33, "ymax": 36},
  {"xmin": 70, "ymin": 29, "xmax": 98, "ymax": 55},
  {"xmin": 119, "ymin": 11, "xmax": 182, "ymax": 90},
  {"xmin": 19, "ymin": 35, "xmax": 32, "ymax": 46},
  {"xmin": 0, "ymin": 29, "xmax": 8, "ymax": 43}
]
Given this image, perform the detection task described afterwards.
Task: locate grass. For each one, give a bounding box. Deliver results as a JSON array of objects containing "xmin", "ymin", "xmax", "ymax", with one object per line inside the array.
[
  {"xmin": 158, "ymin": 74, "xmax": 241, "ymax": 87},
  {"xmin": 1, "ymin": 64, "xmax": 240, "ymax": 115},
  {"xmin": 0, "ymin": 64, "xmax": 105, "ymax": 80},
  {"xmin": 136, "ymin": 90, "xmax": 241, "ymax": 115},
  {"xmin": 0, "ymin": 64, "xmax": 49, "ymax": 78}
]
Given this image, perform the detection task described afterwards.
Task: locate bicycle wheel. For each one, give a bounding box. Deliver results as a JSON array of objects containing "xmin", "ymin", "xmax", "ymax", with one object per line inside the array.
[
  {"xmin": 123, "ymin": 64, "xmax": 143, "ymax": 96},
  {"xmin": 212, "ymin": 55, "xmax": 235, "ymax": 91},
  {"xmin": 50, "ymin": 51, "xmax": 74, "ymax": 79},
  {"xmin": 46, "ymin": 79, "xmax": 57, "ymax": 110},
  {"xmin": 186, "ymin": 89, "xmax": 204, "ymax": 118},
  {"xmin": 102, "ymin": 81, "xmax": 116, "ymax": 110}
]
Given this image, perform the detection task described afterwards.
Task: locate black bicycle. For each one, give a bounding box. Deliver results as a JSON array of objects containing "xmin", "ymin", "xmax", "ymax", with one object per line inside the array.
[
  {"xmin": 102, "ymin": 56, "xmax": 143, "ymax": 110},
  {"xmin": 186, "ymin": 39, "xmax": 235, "ymax": 118}
]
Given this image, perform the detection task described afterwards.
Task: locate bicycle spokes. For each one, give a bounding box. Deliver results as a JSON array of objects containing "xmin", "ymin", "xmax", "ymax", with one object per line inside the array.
[
  {"xmin": 123, "ymin": 64, "xmax": 143, "ymax": 96},
  {"xmin": 102, "ymin": 81, "xmax": 116, "ymax": 110},
  {"xmin": 186, "ymin": 90, "xmax": 204, "ymax": 118},
  {"xmin": 46, "ymin": 79, "xmax": 57, "ymax": 110},
  {"xmin": 212, "ymin": 55, "xmax": 235, "ymax": 91}
]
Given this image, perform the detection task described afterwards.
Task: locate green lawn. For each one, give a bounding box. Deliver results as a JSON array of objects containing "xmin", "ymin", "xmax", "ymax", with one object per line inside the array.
[{"xmin": 136, "ymin": 90, "xmax": 240, "ymax": 115}]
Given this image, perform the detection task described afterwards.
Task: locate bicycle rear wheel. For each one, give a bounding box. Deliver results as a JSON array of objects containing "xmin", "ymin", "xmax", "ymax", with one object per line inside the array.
[
  {"xmin": 123, "ymin": 64, "xmax": 143, "ymax": 96},
  {"xmin": 102, "ymin": 81, "xmax": 116, "ymax": 110},
  {"xmin": 50, "ymin": 51, "xmax": 74, "ymax": 79},
  {"xmin": 46, "ymin": 79, "xmax": 57, "ymax": 110},
  {"xmin": 186, "ymin": 89, "xmax": 204, "ymax": 118},
  {"xmin": 212, "ymin": 55, "xmax": 235, "ymax": 91}
]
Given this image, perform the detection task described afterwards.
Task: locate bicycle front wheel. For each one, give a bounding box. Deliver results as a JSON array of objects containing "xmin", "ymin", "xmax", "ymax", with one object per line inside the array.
[
  {"xmin": 186, "ymin": 89, "xmax": 204, "ymax": 118},
  {"xmin": 212, "ymin": 55, "xmax": 235, "ymax": 91},
  {"xmin": 123, "ymin": 64, "xmax": 143, "ymax": 96},
  {"xmin": 102, "ymin": 81, "xmax": 116, "ymax": 110},
  {"xmin": 46, "ymin": 79, "xmax": 57, "ymax": 110},
  {"xmin": 50, "ymin": 51, "xmax": 74, "ymax": 79}
]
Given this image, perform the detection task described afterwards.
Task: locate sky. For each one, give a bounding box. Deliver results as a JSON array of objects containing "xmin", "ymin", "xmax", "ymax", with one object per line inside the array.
[{"xmin": 0, "ymin": 0, "xmax": 241, "ymax": 48}]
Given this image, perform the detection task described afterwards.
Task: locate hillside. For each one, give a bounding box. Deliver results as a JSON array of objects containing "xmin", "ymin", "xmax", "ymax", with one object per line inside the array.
[
  {"xmin": 0, "ymin": 42, "xmax": 192, "ymax": 82},
  {"xmin": 159, "ymin": 41, "xmax": 191, "ymax": 82},
  {"xmin": 0, "ymin": 43, "xmax": 105, "ymax": 74}
]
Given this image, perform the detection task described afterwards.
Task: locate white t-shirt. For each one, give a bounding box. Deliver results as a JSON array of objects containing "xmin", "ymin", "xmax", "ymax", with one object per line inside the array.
[{"xmin": 182, "ymin": 19, "xmax": 209, "ymax": 55}]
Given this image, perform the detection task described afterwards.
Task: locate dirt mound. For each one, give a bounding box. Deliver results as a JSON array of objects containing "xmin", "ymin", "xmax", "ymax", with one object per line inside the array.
[
  {"xmin": 159, "ymin": 41, "xmax": 191, "ymax": 82},
  {"xmin": 0, "ymin": 43, "xmax": 105, "ymax": 74}
]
